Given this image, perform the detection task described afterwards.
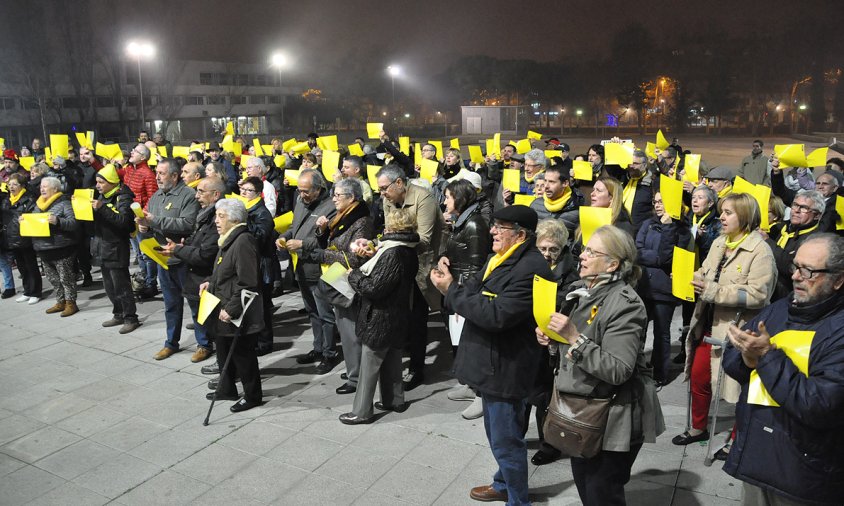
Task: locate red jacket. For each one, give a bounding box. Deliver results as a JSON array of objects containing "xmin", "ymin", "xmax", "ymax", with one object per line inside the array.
[{"xmin": 120, "ymin": 161, "xmax": 157, "ymax": 209}]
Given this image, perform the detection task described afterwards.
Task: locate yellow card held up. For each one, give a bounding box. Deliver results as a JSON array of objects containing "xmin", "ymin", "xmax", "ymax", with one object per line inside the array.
[
  {"xmin": 573, "ymin": 160, "xmax": 593, "ymax": 181},
  {"xmin": 367, "ymin": 165, "xmax": 381, "ymax": 191},
  {"xmin": 96, "ymin": 142, "xmax": 121, "ymax": 160},
  {"xmin": 645, "ymin": 141, "xmax": 657, "ymax": 160},
  {"xmin": 836, "ymin": 196, "xmax": 844, "ymax": 231},
  {"xmin": 321, "ymin": 135, "xmax": 338, "ymax": 152},
  {"xmin": 262, "ymin": 145, "xmax": 273, "ymax": 157},
  {"xmin": 321, "ymin": 150, "xmax": 340, "ymax": 183},
  {"xmin": 683, "ymin": 154, "xmax": 701, "ymax": 183},
  {"xmin": 172, "ymin": 146, "xmax": 189, "ymax": 159},
  {"xmin": 156, "ymin": 146, "xmax": 168, "ymax": 158},
  {"xmin": 252, "ymin": 138, "xmax": 264, "ymax": 156},
  {"xmin": 366, "ymin": 123, "xmax": 383, "ymax": 139},
  {"xmin": 671, "ymin": 247, "xmax": 696, "ymax": 302},
  {"xmin": 282, "ymin": 138, "xmax": 297, "ymax": 152},
  {"xmin": 19, "ymin": 213, "xmax": 51, "ymax": 237},
  {"xmin": 239, "ymin": 155, "xmax": 254, "ymax": 171},
  {"xmin": 273, "ymin": 211, "xmax": 293, "ymax": 234},
  {"xmin": 44, "ymin": 146, "xmax": 53, "ymax": 165},
  {"xmin": 502, "ymin": 169, "xmax": 522, "ymax": 193},
  {"xmin": 515, "ymin": 139, "xmax": 532, "ymax": 154},
  {"xmin": 493, "ymin": 133, "xmax": 501, "ymax": 156},
  {"xmin": 232, "ymin": 141, "xmax": 243, "ymax": 158},
  {"xmin": 71, "ymin": 189, "xmax": 94, "ymax": 221},
  {"xmin": 533, "ymin": 275, "xmax": 567, "ymax": 343},
  {"xmin": 485, "ymin": 140, "xmax": 494, "ymax": 159},
  {"xmin": 347, "ymin": 143, "xmax": 364, "ymax": 157},
  {"xmin": 527, "ymin": 130, "xmax": 543, "ymax": 140},
  {"xmin": 399, "ymin": 137, "xmax": 410, "ymax": 156},
  {"xmin": 291, "ymin": 141, "xmax": 311, "ymax": 155},
  {"xmin": 428, "ymin": 140, "xmax": 443, "ymax": 159},
  {"xmin": 656, "ymin": 129, "xmax": 670, "ymax": 150},
  {"xmin": 660, "ymin": 175, "xmax": 684, "ymax": 220},
  {"xmin": 18, "ymin": 156, "xmax": 35, "ymax": 171},
  {"xmin": 449, "ymin": 138, "xmax": 460, "ymax": 150},
  {"xmin": 285, "ymin": 169, "xmax": 300, "ymax": 186},
  {"xmin": 414, "ymin": 143, "xmax": 422, "ymax": 167},
  {"xmin": 748, "ymin": 330, "xmax": 815, "ymax": 407},
  {"xmin": 420, "ymin": 159, "xmax": 439, "ymax": 183},
  {"xmin": 806, "ymin": 147, "xmax": 828, "ymax": 168},
  {"xmin": 222, "ymin": 134, "xmax": 234, "ymax": 153},
  {"xmin": 604, "ymin": 142, "xmax": 633, "ymax": 168},
  {"xmin": 544, "ymin": 150, "xmax": 561, "ymax": 162},
  {"xmin": 514, "ymin": 194, "xmax": 537, "ymax": 207},
  {"xmin": 273, "ymin": 155, "xmax": 285, "ymax": 169},
  {"xmin": 580, "ymin": 206, "xmax": 612, "ymax": 246},
  {"xmin": 139, "ymin": 238, "xmax": 169, "ymax": 270},
  {"xmin": 468, "ymin": 146, "xmax": 485, "ymax": 164},
  {"xmin": 732, "ymin": 176, "xmax": 755, "ymax": 195},
  {"xmin": 197, "ymin": 289, "xmax": 221, "ymax": 325},
  {"xmin": 75, "ymin": 132, "xmax": 92, "ymax": 149},
  {"xmin": 50, "ymin": 134, "xmax": 69, "ymax": 158},
  {"xmin": 774, "ymin": 144, "xmax": 807, "ymax": 169}
]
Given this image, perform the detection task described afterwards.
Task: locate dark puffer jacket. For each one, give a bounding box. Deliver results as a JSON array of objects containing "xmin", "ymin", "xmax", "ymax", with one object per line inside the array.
[
  {"xmin": 91, "ymin": 184, "xmax": 136, "ymax": 268},
  {"xmin": 348, "ymin": 231, "xmax": 419, "ymax": 350},
  {"xmin": 635, "ymin": 216, "xmax": 692, "ymax": 303},
  {"xmin": 32, "ymin": 195, "xmax": 78, "ymax": 253},
  {"xmin": 0, "ymin": 190, "xmax": 35, "ymax": 250},
  {"xmin": 443, "ymin": 203, "xmax": 491, "ymax": 284},
  {"xmin": 173, "ymin": 205, "xmax": 219, "ymax": 302}
]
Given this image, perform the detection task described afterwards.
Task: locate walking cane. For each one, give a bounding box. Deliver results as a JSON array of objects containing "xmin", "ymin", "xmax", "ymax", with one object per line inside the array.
[
  {"xmin": 702, "ymin": 311, "xmax": 742, "ymax": 466},
  {"xmin": 204, "ymin": 289, "xmax": 258, "ymax": 426}
]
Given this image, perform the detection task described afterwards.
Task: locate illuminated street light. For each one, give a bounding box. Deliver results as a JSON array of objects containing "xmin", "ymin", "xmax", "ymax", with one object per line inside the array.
[
  {"xmin": 126, "ymin": 41, "xmax": 155, "ymax": 130},
  {"xmin": 798, "ymin": 104, "xmax": 807, "ymax": 110},
  {"xmin": 387, "ymin": 65, "xmax": 401, "ymax": 113},
  {"xmin": 270, "ymin": 51, "xmax": 289, "ymax": 133}
]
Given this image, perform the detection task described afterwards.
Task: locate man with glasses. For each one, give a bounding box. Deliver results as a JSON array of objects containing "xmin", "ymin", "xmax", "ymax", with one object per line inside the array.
[
  {"xmin": 737, "ymin": 139, "xmax": 770, "ymax": 186},
  {"xmin": 765, "ymin": 190, "xmax": 825, "ymax": 300},
  {"xmin": 704, "ymin": 166, "xmax": 735, "ymax": 200},
  {"xmin": 124, "ymin": 143, "xmax": 160, "ymax": 299},
  {"xmin": 724, "ymin": 234, "xmax": 844, "ymax": 505},
  {"xmin": 773, "ymin": 164, "xmax": 842, "ymax": 233},
  {"xmin": 431, "ymin": 205, "xmax": 551, "ymax": 504},
  {"xmin": 278, "ymin": 169, "xmax": 339, "ymax": 373}
]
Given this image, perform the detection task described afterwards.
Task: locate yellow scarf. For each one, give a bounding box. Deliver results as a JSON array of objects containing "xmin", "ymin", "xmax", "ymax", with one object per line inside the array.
[
  {"xmin": 483, "ymin": 239, "xmax": 526, "ymax": 281},
  {"xmin": 103, "ymin": 185, "xmax": 120, "ymax": 199},
  {"xmin": 718, "ymin": 184, "xmax": 732, "ymax": 199},
  {"xmin": 693, "ymin": 210, "xmax": 711, "ymax": 228},
  {"xmin": 776, "ymin": 223, "xmax": 818, "ymax": 249},
  {"xmin": 244, "ymin": 196, "xmax": 262, "ymax": 210},
  {"xmin": 524, "ymin": 170, "xmax": 544, "ymax": 184},
  {"xmin": 622, "ymin": 175, "xmax": 642, "ymax": 215},
  {"xmin": 217, "ymin": 222, "xmax": 246, "ymax": 247},
  {"xmin": 9, "ymin": 188, "xmax": 25, "ymax": 206},
  {"xmin": 544, "ymin": 186, "xmax": 571, "ymax": 212},
  {"xmin": 36, "ymin": 192, "xmax": 63, "ymax": 211},
  {"xmin": 187, "ymin": 179, "xmax": 200, "ymax": 188},
  {"xmin": 725, "ymin": 232, "xmax": 749, "ymax": 250}
]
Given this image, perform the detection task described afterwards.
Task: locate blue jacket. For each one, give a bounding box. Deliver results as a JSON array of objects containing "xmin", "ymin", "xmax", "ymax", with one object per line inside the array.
[
  {"xmin": 635, "ymin": 217, "xmax": 691, "ymax": 302},
  {"xmin": 723, "ymin": 294, "xmax": 844, "ymax": 505}
]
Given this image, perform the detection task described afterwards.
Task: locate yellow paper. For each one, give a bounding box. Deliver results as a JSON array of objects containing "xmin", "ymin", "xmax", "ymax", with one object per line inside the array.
[
  {"xmin": 493, "ymin": 133, "xmax": 501, "ymax": 156},
  {"xmin": 399, "ymin": 137, "xmax": 410, "ymax": 155},
  {"xmin": 252, "ymin": 138, "xmax": 264, "ymax": 156},
  {"xmin": 645, "ymin": 141, "xmax": 657, "ymax": 160},
  {"xmin": 157, "ymin": 146, "xmax": 168, "ymax": 158},
  {"xmin": 71, "ymin": 189, "xmax": 94, "ymax": 221},
  {"xmin": 139, "ymin": 238, "xmax": 170, "ymax": 270},
  {"xmin": 86, "ymin": 131, "xmax": 94, "ymax": 148},
  {"xmin": 748, "ymin": 330, "xmax": 815, "ymax": 407},
  {"xmin": 660, "ymin": 175, "xmax": 684, "ymax": 220},
  {"xmin": 262, "ymin": 145, "xmax": 273, "ymax": 157},
  {"xmin": 273, "ymin": 155, "xmax": 285, "ymax": 168},
  {"xmin": 527, "ymin": 130, "xmax": 543, "ymax": 140},
  {"xmin": 75, "ymin": 132, "xmax": 92, "ymax": 149},
  {"xmin": 468, "ymin": 145, "xmax": 485, "ymax": 164},
  {"xmin": 50, "ymin": 134, "xmax": 69, "ymax": 158},
  {"xmin": 731, "ymin": 177, "xmax": 771, "ymax": 231},
  {"xmin": 515, "ymin": 139, "xmax": 532, "ymax": 154},
  {"xmin": 656, "ymin": 129, "xmax": 670, "ymax": 150},
  {"xmin": 806, "ymin": 147, "xmax": 828, "ymax": 168},
  {"xmin": 321, "ymin": 150, "xmax": 340, "ymax": 183},
  {"xmin": 836, "ymin": 196, "xmax": 844, "ymax": 231},
  {"xmin": 273, "ymin": 211, "xmax": 293, "ymax": 234},
  {"xmin": 544, "ymin": 150, "xmax": 561, "ymax": 162},
  {"xmin": 291, "ymin": 141, "xmax": 311, "ymax": 155},
  {"xmin": 514, "ymin": 194, "xmax": 536, "ymax": 206},
  {"xmin": 188, "ymin": 143, "xmax": 203, "ymax": 154},
  {"xmin": 197, "ymin": 289, "xmax": 221, "ymax": 325},
  {"xmin": 232, "ymin": 142, "xmax": 243, "ymax": 158},
  {"xmin": 366, "ymin": 123, "xmax": 383, "ymax": 139},
  {"xmin": 348, "ymin": 143, "xmax": 364, "ymax": 157},
  {"xmin": 225, "ymin": 193, "xmax": 250, "ymax": 205},
  {"xmin": 221, "ymin": 134, "xmax": 234, "ymax": 153},
  {"xmin": 290, "ymin": 251, "xmax": 299, "ymax": 270},
  {"xmin": 414, "ymin": 143, "xmax": 422, "ymax": 167},
  {"xmin": 367, "ymin": 165, "xmax": 381, "ymax": 191},
  {"xmin": 44, "ymin": 146, "xmax": 53, "ymax": 165},
  {"xmin": 671, "ymin": 247, "xmax": 696, "ymax": 302},
  {"xmin": 533, "ymin": 275, "xmax": 567, "ymax": 343},
  {"xmin": 240, "ymin": 154, "xmax": 254, "ymax": 171},
  {"xmin": 449, "ymin": 138, "xmax": 460, "ymax": 150},
  {"xmin": 320, "ymin": 135, "xmax": 338, "ymax": 152},
  {"xmin": 420, "ymin": 159, "xmax": 439, "ymax": 183},
  {"xmin": 19, "ymin": 213, "xmax": 51, "ymax": 237},
  {"xmin": 172, "ymin": 146, "xmax": 189, "ymax": 159},
  {"xmin": 573, "ymin": 160, "xmax": 593, "ymax": 181},
  {"xmin": 580, "ymin": 206, "xmax": 612, "ymax": 245},
  {"xmin": 225, "ymin": 121, "xmax": 234, "ymax": 136},
  {"xmin": 282, "ymin": 138, "xmax": 298, "ymax": 152},
  {"xmin": 774, "ymin": 144, "xmax": 807, "ymax": 169},
  {"xmin": 320, "ymin": 262, "xmax": 348, "ymax": 283},
  {"xmin": 285, "ymin": 169, "xmax": 300, "ymax": 186},
  {"xmin": 732, "ymin": 176, "xmax": 755, "ymax": 195},
  {"xmin": 502, "ymin": 169, "xmax": 522, "ymax": 193},
  {"xmin": 19, "ymin": 156, "xmax": 35, "ymax": 171},
  {"xmin": 428, "ymin": 140, "xmax": 443, "ymax": 158},
  {"xmin": 604, "ymin": 142, "xmax": 633, "ymax": 168},
  {"xmin": 683, "ymin": 154, "xmax": 701, "ymax": 183},
  {"xmin": 131, "ymin": 203, "xmax": 145, "ymax": 218},
  {"xmin": 485, "ymin": 139, "xmax": 494, "ymax": 159}
]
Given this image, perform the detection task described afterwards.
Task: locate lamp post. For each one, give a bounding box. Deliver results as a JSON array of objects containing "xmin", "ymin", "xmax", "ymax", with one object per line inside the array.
[
  {"xmin": 126, "ymin": 41, "xmax": 155, "ymax": 132},
  {"xmin": 270, "ymin": 52, "xmax": 288, "ymax": 134},
  {"xmin": 387, "ymin": 65, "xmax": 401, "ymax": 121}
]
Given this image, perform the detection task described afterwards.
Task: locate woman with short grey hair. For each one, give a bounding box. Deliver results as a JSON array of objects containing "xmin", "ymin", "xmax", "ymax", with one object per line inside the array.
[{"xmin": 214, "ymin": 197, "xmax": 248, "ymax": 223}]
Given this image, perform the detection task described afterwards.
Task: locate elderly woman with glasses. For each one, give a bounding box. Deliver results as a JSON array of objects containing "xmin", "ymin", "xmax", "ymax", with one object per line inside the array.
[
  {"xmin": 674, "ymin": 193, "xmax": 776, "ymax": 461},
  {"xmin": 0, "ymin": 173, "xmax": 41, "ymax": 303},
  {"xmin": 199, "ymin": 198, "xmax": 263, "ymax": 412},
  {"xmin": 536, "ymin": 225, "xmax": 664, "ymax": 505},
  {"xmin": 242, "ymin": 157, "xmax": 277, "ymax": 216},
  {"xmin": 313, "ymin": 177, "xmax": 374, "ymax": 395}
]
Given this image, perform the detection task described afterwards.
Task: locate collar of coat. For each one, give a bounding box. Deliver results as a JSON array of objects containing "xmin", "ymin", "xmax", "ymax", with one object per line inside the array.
[
  {"xmin": 482, "ymin": 237, "xmax": 537, "ymax": 280},
  {"xmin": 218, "ymin": 223, "xmax": 248, "ymax": 249}
]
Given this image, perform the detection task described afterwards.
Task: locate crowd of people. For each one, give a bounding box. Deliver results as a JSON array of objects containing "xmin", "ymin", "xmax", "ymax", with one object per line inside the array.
[{"xmin": 1, "ymin": 129, "xmax": 843, "ymax": 505}]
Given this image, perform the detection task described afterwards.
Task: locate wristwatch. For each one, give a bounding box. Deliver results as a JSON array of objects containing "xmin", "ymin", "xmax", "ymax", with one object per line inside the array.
[{"xmin": 568, "ymin": 334, "xmax": 591, "ymax": 364}]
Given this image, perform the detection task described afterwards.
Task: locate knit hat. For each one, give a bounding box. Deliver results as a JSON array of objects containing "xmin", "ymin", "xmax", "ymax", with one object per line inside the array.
[
  {"xmin": 3, "ymin": 149, "xmax": 18, "ymax": 161},
  {"xmin": 96, "ymin": 164, "xmax": 120, "ymax": 184}
]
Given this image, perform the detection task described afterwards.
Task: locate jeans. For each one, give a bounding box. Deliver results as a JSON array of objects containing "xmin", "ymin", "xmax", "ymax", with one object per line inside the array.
[
  {"xmin": 132, "ymin": 235, "xmax": 157, "ymax": 288},
  {"xmin": 159, "ymin": 263, "xmax": 207, "ymax": 350},
  {"xmin": 482, "ymin": 393, "xmax": 531, "ymax": 506},
  {"xmin": 0, "ymin": 250, "xmax": 14, "ymax": 290},
  {"xmin": 186, "ymin": 298, "xmax": 210, "ymax": 350},
  {"xmin": 645, "ymin": 299, "xmax": 676, "ymax": 383},
  {"xmin": 299, "ymin": 275, "xmax": 337, "ymax": 359}
]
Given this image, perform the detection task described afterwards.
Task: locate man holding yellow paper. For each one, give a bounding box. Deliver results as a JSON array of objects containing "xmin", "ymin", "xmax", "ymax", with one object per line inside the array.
[
  {"xmin": 529, "ymin": 164, "xmax": 582, "ymax": 235},
  {"xmin": 723, "ymin": 234, "xmax": 844, "ymax": 505}
]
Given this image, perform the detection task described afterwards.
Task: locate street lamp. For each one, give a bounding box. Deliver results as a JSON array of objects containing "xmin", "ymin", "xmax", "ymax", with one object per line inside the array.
[
  {"xmin": 270, "ymin": 52, "xmax": 289, "ymax": 133},
  {"xmin": 126, "ymin": 41, "xmax": 155, "ymax": 131},
  {"xmin": 576, "ymin": 109, "xmax": 583, "ymax": 129},
  {"xmin": 387, "ymin": 65, "xmax": 401, "ymax": 117}
]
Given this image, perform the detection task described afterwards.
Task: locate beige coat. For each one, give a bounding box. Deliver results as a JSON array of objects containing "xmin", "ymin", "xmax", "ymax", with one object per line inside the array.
[
  {"xmin": 382, "ymin": 182, "xmax": 445, "ymax": 310},
  {"xmin": 683, "ymin": 231, "xmax": 777, "ymax": 402}
]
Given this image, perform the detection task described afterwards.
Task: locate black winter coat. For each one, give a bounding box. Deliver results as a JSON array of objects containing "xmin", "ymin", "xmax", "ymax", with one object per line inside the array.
[
  {"xmin": 635, "ymin": 216, "xmax": 691, "ymax": 302},
  {"xmin": 348, "ymin": 231, "xmax": 419, "ymax": 350},
  {"xmin": 91, "ymin": 185, "xmax": 136, "ymax": 268},
  {"xmin": 207, "ymin": 225, "xmax": 263, "ymax": 337},
  {"xmin": 443, "ymin": 203, "xmax": 491, "ymax": 284},
  {"xmin": 447, "ymin": 238, "xmax": 553, "ymax": 400},
  {"xmin": 765, "ymin": 220, "xmax": 820, "ymax": 300},
  {"xmin": 0, "ymin": 190, "xmax": 35, "ymax": 250},
  {"xmin": 173, "ymin": 205, "xmax": 219, "ymax": 302}
]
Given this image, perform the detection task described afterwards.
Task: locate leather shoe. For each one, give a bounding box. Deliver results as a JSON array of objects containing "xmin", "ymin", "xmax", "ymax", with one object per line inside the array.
[
  {"xmin": 206, "ymin": 391, "xmax": 238, "ymax": 401},
  {"xmin": 316, "ymin": 356, "xmax": 338, "ymax": 374},
  {"xmin": 402, "ymin": 371, "xmax": 424, "ymax": 391},
  {"xmin": 185, "ymin": 322, "xmax": 195, "ymax": 330},
  {"xmin": 469, "ymin": 484, "xmax": 508, "ymax": 502},
  {"xmin": 340, "ymin": 373, "xmax": 348, "ymax": 380},
  {"xmin": 339, "ymin": 412, "xmax": 374, "ymax": 425},
  {"xmin": 201, "ymin": 364, "xmax": 220, "ymax": 375},
  {"xmin": 119, "ymin": 321, "xmax": 141, "ymax": 334},
  {"xmin": 208, "ymin": 376, "xmax": 240, "ymax": 390},
  {"xmin": 672, "ymin": 430, "xmax": 710, "ymax": 446},
  {"xmin": 374, "ymin": 401, "xmax": 408, "ymax": 413},
  {"xmin": 1, "ymin": 288, "xmax": 16, "ymax": 299},
  {"xmin": 102, "ymin": 317, "xmax": 124, "ymax": 327},
  {"xmin": 255, "ymin": 345, "xmax": 272, "ymax": 357},
  {"xmin": 191, "ymin": 347, "xmax": 214, "ymax": 363},
  {"xmin": 230, "ymin": 398, "xmax": 261, "ymax": 413},
  {"xmin": 714, "ymin": 442, "xmax": 732, "ymax": 461},
  {"xmin": 335, "ymin": 383, "xmax": 356, "ymax": 394},
  {"xmin": 296, "ymin": 349, "xmax": 320, "ymax": 364},
  {"xmin": 531, "ymin": 448, "xmax": 561, "ymax": 466},
  {"xmin": 153, "ymin": 347, "xmax": 179, "ymax": 360}
]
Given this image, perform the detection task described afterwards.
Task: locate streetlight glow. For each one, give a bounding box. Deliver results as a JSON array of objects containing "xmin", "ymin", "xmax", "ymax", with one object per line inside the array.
[
  {"xmin": 270, "ymin": 51, "xmax": 289, "ymax": 133},
  {"xmin": 270, "ymin": 52, "xmax": 288, "ymax": 69},
  {"xmin": 126, "ymin": 40, "xmax": 155, "ymax": 131},
  {"xmin": 387, "ymin": 65, "xmax": 401, "ymax": 77}
]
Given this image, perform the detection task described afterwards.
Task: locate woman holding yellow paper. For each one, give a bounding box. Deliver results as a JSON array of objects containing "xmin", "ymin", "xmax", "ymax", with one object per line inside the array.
[
  {"xmin": 674, "ymin": 193, "xmax": 776, "ymax": 458},
  {"xmin": 1, "ymin": 173, "xmax": 41, "ymax": 304},
  {"xmin": 536, "ymin": 225, "xmax": 663, "ymax": 505},
  {"xmin": 571, "ymin": 177, "xmax": 635, "ymax": 259},
  {"xmin": 31, "ymin": 177, "xmax": 79, "ymax": 317}
]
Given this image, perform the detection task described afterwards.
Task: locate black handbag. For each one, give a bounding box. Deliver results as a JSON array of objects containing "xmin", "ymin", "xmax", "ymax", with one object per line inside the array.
[
  {"xmin": 542, "ymin": 387, "xmax": 614, "ymax": 459},
  {"xmin": 314, "ymin": 278, "xmax": 355, "ymax": 308}
]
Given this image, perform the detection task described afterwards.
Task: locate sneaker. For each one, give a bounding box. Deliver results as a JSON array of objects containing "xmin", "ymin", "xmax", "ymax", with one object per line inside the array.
[
  {"xmin": 27, "ymin": 297, "xmax": 41, "ymax": 305},
  {"xmin": 201, "ymin": 363, "xmax": 220, "ymax": 375},
  {"xmin": 191, "ymin": 347, "xmax": 214, "ymax": 363},
  {"xmin": 461, "ymin": 396, "xmax": 483, "ymax": 420},
  {"xmin": 15, "ymin": 294, "xmax": 29, "ymax": 303},
  {"xmin": 447, "ymin": 383, "xmax": 475, "ymax": 401}
]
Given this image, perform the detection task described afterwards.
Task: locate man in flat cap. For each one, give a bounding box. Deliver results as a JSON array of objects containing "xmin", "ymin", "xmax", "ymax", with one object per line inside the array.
[{"xmin": 431, "ymin": 205, "xmax": 552, "ymax": 504}]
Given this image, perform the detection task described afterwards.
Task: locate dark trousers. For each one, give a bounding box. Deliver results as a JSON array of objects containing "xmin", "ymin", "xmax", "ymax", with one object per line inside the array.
[
  {"xmin": 299, "ymin": 275, "xmax": 337, "ymax": 358},
  {"xmin": 571, "ymin": 443, "xmax": 643, "ymax": 506},
  {"xmin": 160, "ymin": 263, "xmax": 188, "ymax": 349},
  {"xmin": 215, "ymin": 331, "xmax": 262, "ymax": 402},
  {"xmin": 257, "ymin": 282, "xmax": 274, "ymax": 351},
  {"xmin": 76, "ymin": 234, "xmax": 91, "ymax": 277},
  {"xmin": 408, "ymin": 283, "xmax": 428, "ymax": 374},
  {"xmin": 352, "ymin": 344, "xmax": 403, "ymax": 418},
  {"xmin": 13, "ymin": 247, "xmax": 41, "ymax": 297},
  {"xmin": 186, "ymin": 298, "xmax": 210, "ymax": 351},
  {"xmin": 101, "ymin": 266, "xmax": 137, "ymax": 321},
  {"xmin": 524, "ymin": 390, "xmax": 557, "ymax": 454},
  {"xmin": 482, "ymin": 394, "xmax": 530, "ymax": 505},
  {"xmin": 645, "ymin": 299, "xmax": 676, "ymax": 382}
]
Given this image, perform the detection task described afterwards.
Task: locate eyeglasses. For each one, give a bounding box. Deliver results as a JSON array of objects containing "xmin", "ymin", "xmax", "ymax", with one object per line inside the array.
[
  {"xmin": 377, "ymin": 181, "xmax": 396, "ymax": 193},
  {"xmin": 333, "ymin": 192, "xmax": 351, "ymax": 198},
  {"xmin": 790, "ymin": 262, "xmax": 835, "ymax": 279},
  {"xmin": 538, "ymin": 246, "xmax": 561, "ymax": 255},
  {"xmin": 583, "ymin": 247, "xmax": 611, "ymax": 258},
  {"xmin": 790, "ymin": 202, "xmax": 818, "ymax": 214},
  {"xmin": 490, "ymin": 222, "xmax": 517, "ymax": 232},
  {"xmin": 240, "ymin": 187, "xmax": 257, "ymax": 194}
]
